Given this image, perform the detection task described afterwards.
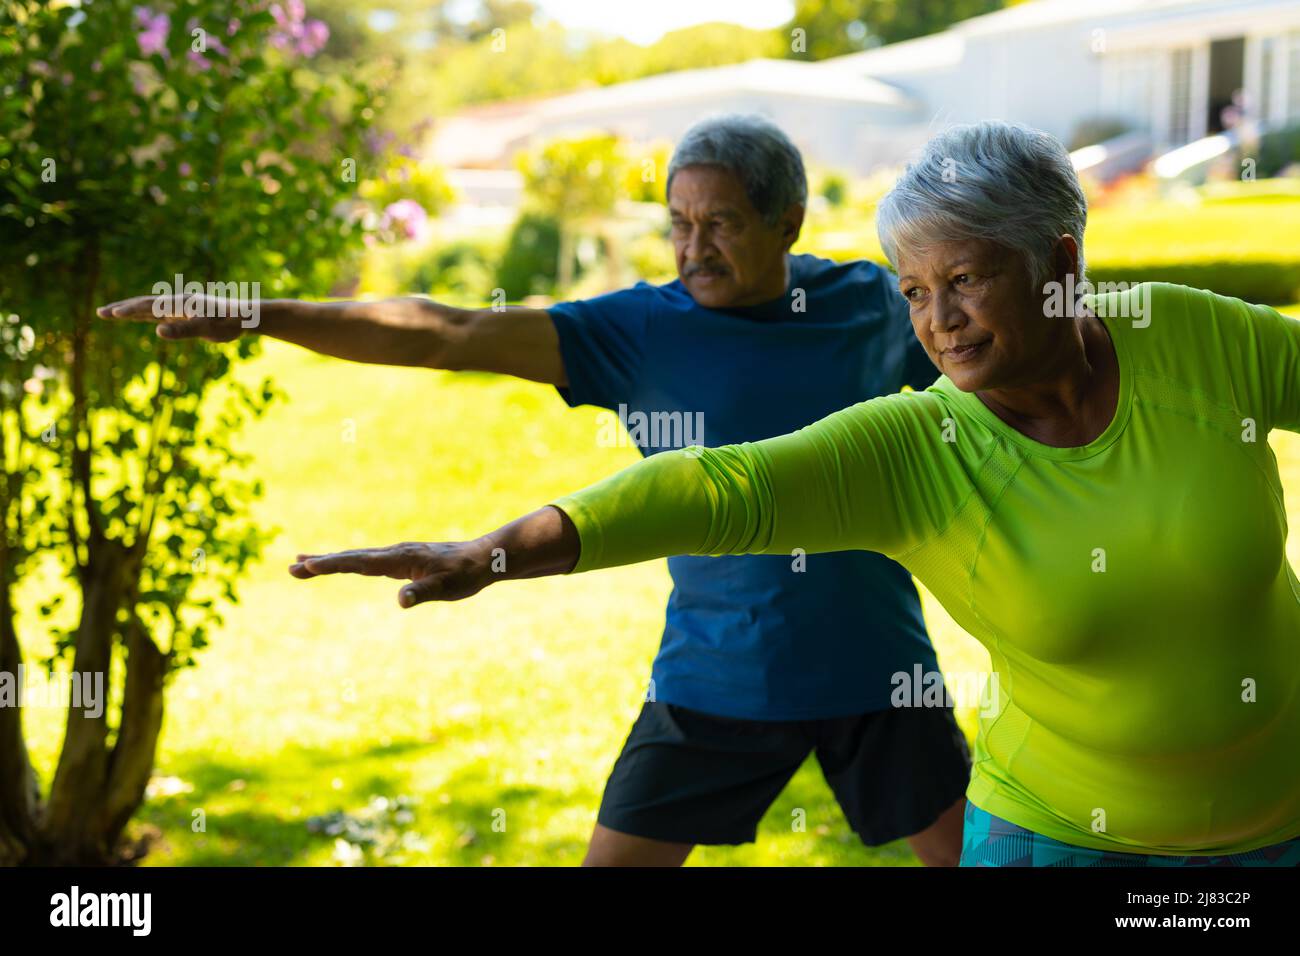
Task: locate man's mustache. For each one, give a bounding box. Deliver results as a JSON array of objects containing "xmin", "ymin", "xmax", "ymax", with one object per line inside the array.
[{"xmin": 683, "ymin": 263, "xmax": 730, "ymax": 277}]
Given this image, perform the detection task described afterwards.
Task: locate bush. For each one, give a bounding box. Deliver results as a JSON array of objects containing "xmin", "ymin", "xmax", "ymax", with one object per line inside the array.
[
  {"xmin": 358, "ymin": 235, "xmax": 500, "ymax": 299},
  {"xmin": 496, "ymin": 211, "xmax": 567, "ymax": 299},
  {"xmin": 1249, "ymin": 122, "xmax": 1300, "ymax": 179},
  {"xmin": 1085, "ymin": 193, "xmax": 1300, "ymax": 304},
  {"xmin": 0, "ymin": 0, "xmax": 371, "ymax": 865},
  {"xmin": 624, "ymin": 232, "xmax": 676, "ymax": 285},
  {"xmin": 1087, "ymin": 262, "xmax": 1300, "ymax": 305},
  {"xmin": 819, "ymin": 171, "xmax": 849, "ymax": 207}
]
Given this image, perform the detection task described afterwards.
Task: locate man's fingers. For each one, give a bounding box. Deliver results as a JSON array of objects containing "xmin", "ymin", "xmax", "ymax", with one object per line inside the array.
[
  {"xmin": 97, "ymin": 296, "xmax": 168, "ymax": 320},
  {"xmin": 98, "ymin": 298, "xmax": 238, "ymax": 341},
  {"xmin": 156, "ymin": 317, "xmax": 227, "ymax": 340}
]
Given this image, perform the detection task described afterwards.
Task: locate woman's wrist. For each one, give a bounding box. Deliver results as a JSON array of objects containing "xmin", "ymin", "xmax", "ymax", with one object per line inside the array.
[{"xmin": 478, "ymin": 506, "xmax": 581, "ymax": 583}]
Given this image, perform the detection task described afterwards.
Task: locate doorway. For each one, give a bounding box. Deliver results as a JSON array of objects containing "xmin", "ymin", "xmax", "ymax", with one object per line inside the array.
[{"xmin": 1208, "ymin": 36, "xmax": 1245, "ymax": 134}]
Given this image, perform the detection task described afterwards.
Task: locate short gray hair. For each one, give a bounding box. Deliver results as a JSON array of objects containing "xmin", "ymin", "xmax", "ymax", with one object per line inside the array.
[
  {"xmin": 876, "ymin": 121, "xmax": 1088, "ymax": 288},
  {"xmin": 667, "ymin": 114, "xmax": 808, "ymax": 226}
]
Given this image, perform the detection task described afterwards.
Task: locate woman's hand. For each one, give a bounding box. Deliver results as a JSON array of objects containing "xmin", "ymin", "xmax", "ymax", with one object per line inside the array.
[
  {"xmin": 289, "ymin": 540, "xmax": 495, "ymax": 608},
  {"xmin": 288, "ymin": 506, "xmax": 581, "ymax": 609}
]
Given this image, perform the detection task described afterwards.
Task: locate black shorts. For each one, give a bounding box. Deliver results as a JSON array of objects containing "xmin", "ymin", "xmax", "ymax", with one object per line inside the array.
[{"xmin": 596, "ymin": 701, "xmax": 972, "ymax": 846}]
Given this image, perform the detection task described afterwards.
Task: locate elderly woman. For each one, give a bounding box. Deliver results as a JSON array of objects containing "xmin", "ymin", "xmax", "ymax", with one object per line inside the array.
[{"xmin": 291, "ymin": 121, "xmax": 1300, "ymax": 866}]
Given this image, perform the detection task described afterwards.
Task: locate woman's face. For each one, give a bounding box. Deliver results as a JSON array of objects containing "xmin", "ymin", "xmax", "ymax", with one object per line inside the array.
[{"xmin": 895, "ymin": 238, "xmax": 1056, "ymax": 393}]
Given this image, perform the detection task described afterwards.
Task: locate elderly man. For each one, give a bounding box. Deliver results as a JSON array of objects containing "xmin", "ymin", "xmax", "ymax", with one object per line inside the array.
[{"xmin": 100, "ymin": 114, "xmax": 970, "ymax": 866}]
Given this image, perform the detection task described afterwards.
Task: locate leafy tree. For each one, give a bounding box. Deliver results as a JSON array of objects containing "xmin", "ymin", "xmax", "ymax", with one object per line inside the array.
[
  {"xmin": 516, "ymin": 133, "xmax": 626, "ymax": 292},
  {"xmin": 0, "ymin": 0, "xmax": 370, "ymax": 864},
  {"xmin": 623, "ymin": 141, "xmax": 672, "ymax": 205},
  {"xmin": 785, "ymin": 0, "xmax": 1007, "ymax": 60},
  {"xmin": 424, "ymin": 20, "xmax": 786, "ymax": 114}
]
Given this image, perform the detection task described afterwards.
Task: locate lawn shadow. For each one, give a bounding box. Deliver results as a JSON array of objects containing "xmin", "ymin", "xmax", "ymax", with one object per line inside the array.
[{"xmin": 138, "ymin": 740, "xmax": 437, "ymax": 866}]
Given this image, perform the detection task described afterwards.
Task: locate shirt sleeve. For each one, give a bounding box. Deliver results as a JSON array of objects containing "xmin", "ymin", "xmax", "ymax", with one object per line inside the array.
[
  {"xmin": 1245, "ymin": 300, "xmax": 1300, "ymax": 434},
  {"xmin": 551, "ymin": 390, "xmax": 949, "ymax": 573},
  {"xmin": 547, "ymin": 285, "xmax": 653, "ymax": 410},
  {"xmin": 1175, "ymin": 285, "xmax": 1300, "ymax": 434}
]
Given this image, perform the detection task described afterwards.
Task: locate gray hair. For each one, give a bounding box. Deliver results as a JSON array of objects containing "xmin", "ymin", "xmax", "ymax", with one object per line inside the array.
[
  {"xmin": 667, "ymin": 113, "xmax": 808, "ymax": 226},
  {"xmin": 876, "ymin": 121, "xmax": 1088, "ymax": 288}
]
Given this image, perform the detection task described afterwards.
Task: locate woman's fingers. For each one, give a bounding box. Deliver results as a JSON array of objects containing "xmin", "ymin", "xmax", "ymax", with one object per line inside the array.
[
  {"xmin": 289, "ymin": 547, "xmax": 409, "ymax": 578},
  {"xmin": 289, "ymin": 544, "xmax": 430, "ymax": 580},
  {"xmin": 289, "ymin": 542, "xmax": 487, "ymax": 607},
  {"xmin": 398, "ymin": 575, "xmax": 446, "ymax": 608}
]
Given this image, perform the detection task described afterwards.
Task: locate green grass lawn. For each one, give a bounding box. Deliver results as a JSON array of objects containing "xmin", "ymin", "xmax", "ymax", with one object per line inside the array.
[{"xmin": 20, "ymin": 304, "xmax": 1300, "ymax": 867}]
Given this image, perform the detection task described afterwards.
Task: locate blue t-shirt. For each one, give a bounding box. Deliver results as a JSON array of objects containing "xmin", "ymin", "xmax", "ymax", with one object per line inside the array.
[{"xmin": 548, "ymin": 253, "xmax": 940, "ymax": 720}]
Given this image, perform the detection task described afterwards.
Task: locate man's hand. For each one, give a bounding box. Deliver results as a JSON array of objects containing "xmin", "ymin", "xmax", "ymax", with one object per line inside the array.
[
  {"xmin": 96, "ymin": 293, "xmax": 254, "ymax": 342},
  {"xmin": 289, "ymin": 540, "xmax": 495, "ymax": 608}
]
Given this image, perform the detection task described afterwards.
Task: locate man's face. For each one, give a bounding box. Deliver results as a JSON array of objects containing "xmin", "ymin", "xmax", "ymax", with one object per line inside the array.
[{"xmin": 667, "ymin": 164, "xmax": 800, "ymax": 309}]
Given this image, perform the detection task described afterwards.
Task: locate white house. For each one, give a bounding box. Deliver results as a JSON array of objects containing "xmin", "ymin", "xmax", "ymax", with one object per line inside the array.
[
  {"xmin": 821, "ymin": 0, "xmax": 1300, "ymax": 160},
  {"xmin": 427, "ymin": 0, "xmax": 1300, "ymax": 185}
]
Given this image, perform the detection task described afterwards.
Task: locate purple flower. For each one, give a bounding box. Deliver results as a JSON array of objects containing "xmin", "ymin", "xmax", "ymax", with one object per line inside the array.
[
  {"xmin": 301, "ymin": 18, "xmax": 329, "ymax": 54},
  {"xmin": 185, "ymin": 18, "xmax": 229, "ymax": 60},
  {"xmin": 380, "ymin": 199, "xmax": 429, "ymax": 242},
  {"xmin": 268, "ymin": 1, "xmax": 327, "ymax": 57},
  {"xmin": 134, "ymin": 8, "xmax": 170, "ymax": 59},
  {"xmin": 366, "ymin": 129, "xmax": 396, "ymax": 156},
  {"xmin": 179, "ymin": 162, "xmax": 193, "ymax": 176},
  {"xmin": 227, "ymin": 18, "xmax": 241, "ymax": 36}
]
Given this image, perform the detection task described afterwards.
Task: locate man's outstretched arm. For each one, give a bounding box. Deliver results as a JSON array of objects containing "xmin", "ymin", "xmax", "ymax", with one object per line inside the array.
[{"xmin": 96, "ymin": 294, "xmax": 567, "ymax": 386}]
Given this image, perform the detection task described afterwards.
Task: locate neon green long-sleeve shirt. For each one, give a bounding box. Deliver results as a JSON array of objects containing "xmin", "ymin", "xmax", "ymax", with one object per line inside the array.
[{"xmin": 552, "ymin": 282, "xmax": 1300, "ymax": 855}]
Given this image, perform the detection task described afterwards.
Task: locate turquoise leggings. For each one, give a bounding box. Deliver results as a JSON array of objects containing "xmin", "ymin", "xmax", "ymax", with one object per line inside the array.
[{"xmin": 960, "ymin": 802, "xmax": 1300, "ymax": 867}]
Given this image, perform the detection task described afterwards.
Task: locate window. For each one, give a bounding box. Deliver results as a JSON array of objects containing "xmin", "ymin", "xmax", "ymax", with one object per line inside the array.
[
  {"xmin": 1288, "ymin": 31, "xmax": 1300, "ymax": 120},
  {"xmin": 1259, "ymin": 36, "xmax": 1275, "ymax": 122},
  {"xmin": 1170, "ymin": 47, "xmax": 1193, "ymax": 143}
]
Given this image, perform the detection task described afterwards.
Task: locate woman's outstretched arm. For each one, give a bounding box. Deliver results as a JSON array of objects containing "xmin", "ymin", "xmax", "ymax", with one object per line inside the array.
[
  {"xmin": 288, "ymin": 504, "xmax": 583, "ymax": 607},
  {"xmin": 290, "ymin": 393, "xmax": 944, "ymax": 606}
]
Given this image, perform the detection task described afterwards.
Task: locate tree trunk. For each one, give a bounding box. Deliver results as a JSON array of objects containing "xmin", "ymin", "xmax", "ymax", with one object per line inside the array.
[
  {"xmin": 557, "ymin": 224, "xmax": 575, "ymax": 293},
  {"xmin": 38, "ymin": 540, "xmax": 130, "ymax": 864},
  {"xmin": 0, "ymin": 590, "xmax": 38, "ymax": 866},
  {"xmin": 28, "ymin": 542, "xmax": 167, "ymax": 865},
  {"xmin": 100, "ymin": 616, "xmax": 166, "ymax": 853}
]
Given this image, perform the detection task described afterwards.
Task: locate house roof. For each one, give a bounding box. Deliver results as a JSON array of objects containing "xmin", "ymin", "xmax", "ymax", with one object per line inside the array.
[
  {"xmin": 819, "ymin": 0, "xmax": 1281, "ymax": 73},
  {"xmin": 536, "ymin": 58, "xmax": 921, "ymax": 116},
  {"xmin": 429, "ymin": 57, "xmax": 923, "ymax": 166},
  {"xmin": 1103, "ymin": 0, "xmax": 1300, "ymax": 50}
]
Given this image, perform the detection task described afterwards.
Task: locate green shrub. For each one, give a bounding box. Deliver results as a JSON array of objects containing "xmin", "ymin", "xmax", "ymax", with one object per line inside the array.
[
  {"xmin": 1250, "ymin": 123, "xmax": 1300, "ymax": 179},
  {"xmin": 496, "ymin": 211, "xmax": 567, "ymax": 299},
  {"xmin": 1087, "ymin": 262, "xmax": 1300, "ymax": 305}
]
